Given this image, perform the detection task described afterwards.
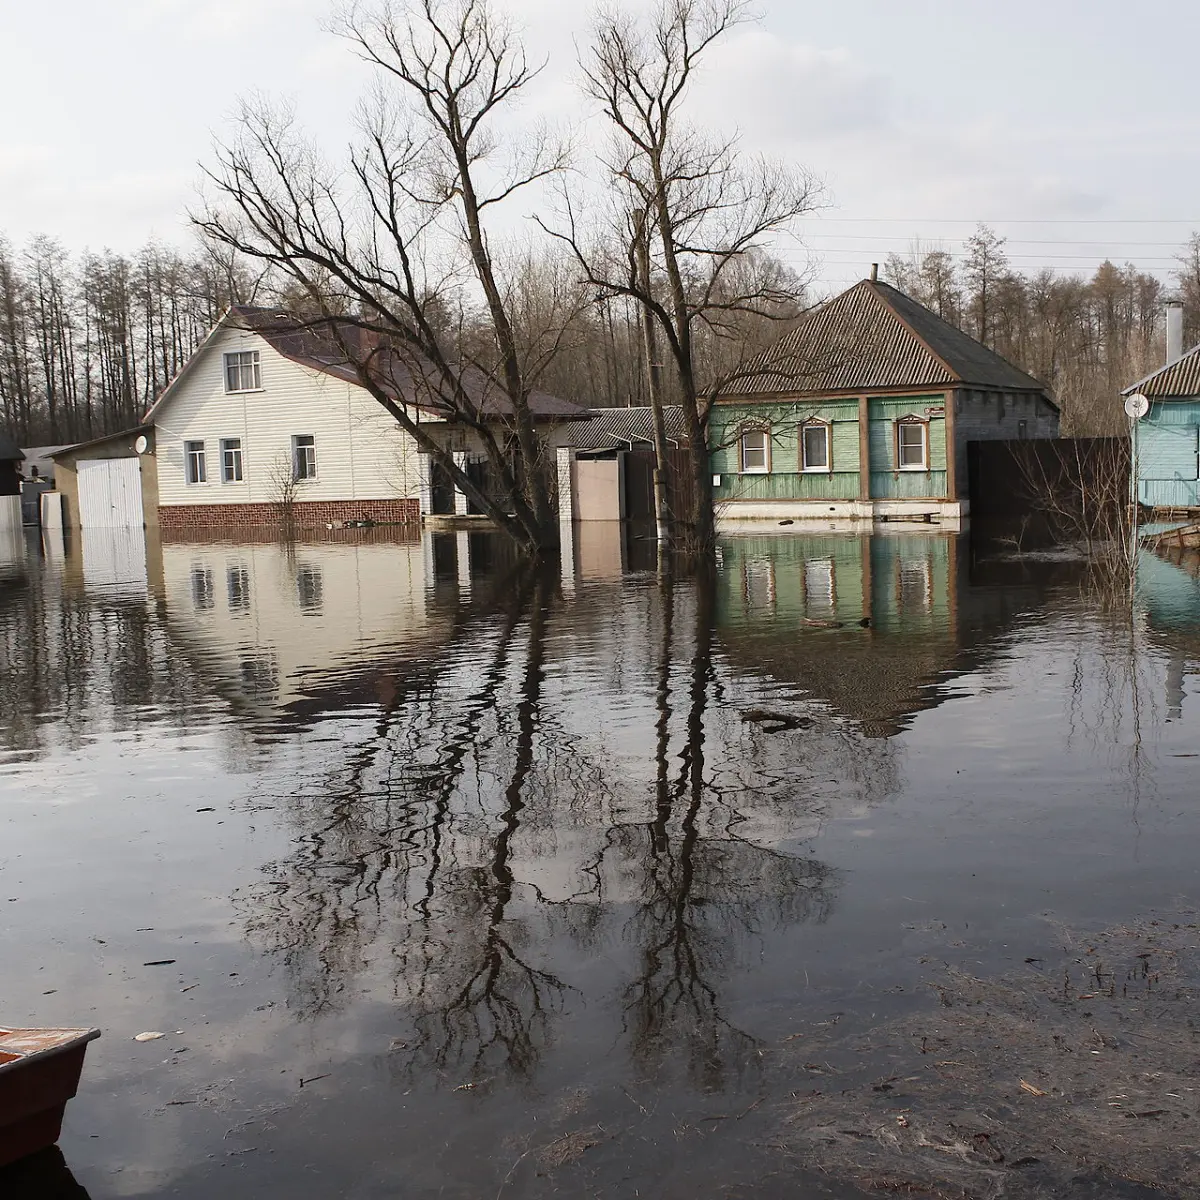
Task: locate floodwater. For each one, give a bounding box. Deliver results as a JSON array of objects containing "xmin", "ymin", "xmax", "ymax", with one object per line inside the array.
[{"xmin": 1, "ymin": 522, "xmax": 1199, "ymax": 1198}]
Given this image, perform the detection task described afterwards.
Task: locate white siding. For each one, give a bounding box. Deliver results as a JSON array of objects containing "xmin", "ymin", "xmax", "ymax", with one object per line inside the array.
[{"xmin": 154, "ymin": 327, "xmax": 422, "ymax": 508}]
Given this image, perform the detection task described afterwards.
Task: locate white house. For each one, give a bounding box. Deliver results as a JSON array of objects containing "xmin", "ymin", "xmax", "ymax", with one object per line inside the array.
[
  {"xmin": 45, "ymin": 306, "xmax": 587, "ymax": 535},
  {"xmin": 145, "ymin": 307, "xmax": 426, "ymax": 533}
]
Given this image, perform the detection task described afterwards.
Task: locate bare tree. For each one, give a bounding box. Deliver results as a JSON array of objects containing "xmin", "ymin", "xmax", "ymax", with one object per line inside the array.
[
  {"xmin": 193, "ymin": 0, "xmax": 576, "ymax": 554},
  {"xmin": 543, "ymin": 0, "xmax": 820, "ymax": 555},
  {"xmin": 963, "ymin": 223, "xmax": 1008, "ymax": 348}
]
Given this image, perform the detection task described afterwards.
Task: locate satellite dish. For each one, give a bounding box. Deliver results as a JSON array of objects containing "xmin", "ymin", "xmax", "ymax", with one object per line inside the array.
[
  {"xmin": 134, "ymin": 435, "xmax": 149, "ymax": 455},
  {"xmin": 1124, "ymin": 394, "xmax": 1150, "ymax": 421}
]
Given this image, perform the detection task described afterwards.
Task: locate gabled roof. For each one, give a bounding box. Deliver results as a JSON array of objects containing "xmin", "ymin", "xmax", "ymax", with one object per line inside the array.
[
  {"xmin": 1123, "ymin": 344, "xmax": 1200, "ymax": 399},
  {"xmin": 0, "ymin": 433, "xmax": 23, "ymax": 461},
  {"xmin": 50, "ymin": 428, "xmax": 147, "ymax": 459},
  {"xmin": 726, "ymin": 279, "xmax": 1049, "ymax": 399},
  {"xmin": 145, "ymin": 306, "xmax": 586, "ymax": 425},
  {"xmin": 563, "ymin": 405, "xmax": 686, "ymax": 449}
]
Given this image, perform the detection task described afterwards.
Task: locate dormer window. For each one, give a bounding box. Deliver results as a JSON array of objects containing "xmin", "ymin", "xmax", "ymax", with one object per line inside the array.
[
  {"xmin": 224, "ymin": 350, "xmax": 261, "ymax": 393},
  {"xmin": 895, "ymin": 417, "xmax": 929, "ymax": 470}
]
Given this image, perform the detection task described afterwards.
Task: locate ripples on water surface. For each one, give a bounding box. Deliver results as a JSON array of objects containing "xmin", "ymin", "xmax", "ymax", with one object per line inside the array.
[{"xmin": 1, "ymin": 524, "xmax": 1200, "ymax": 1198}]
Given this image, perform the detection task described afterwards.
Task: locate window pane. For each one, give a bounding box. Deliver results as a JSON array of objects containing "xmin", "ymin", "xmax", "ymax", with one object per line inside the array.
[
  {"xmin": 293, "ymin": 436, "xmax": 316, "ymax": 480},
  {"xmin": 221, "ymin": 438, "xmax": 243, "ymax": 483},
  {"xmin": 898, "ymin": 423, "xmax": 926, "ymax": 467},
  {"xmin": 741, "ymin": 430, "xmax": 767, "ymax": 471},
  {"xmin": 803, "ymin": 425, "xmax": 828, "ymax": 469},
  {"xmin": 185, "ymin": 441, "xmax": 206, "ymax": 484},
  {"xmin": 224, "ymin": 351, "xmax": 260, "ymax": 392}
]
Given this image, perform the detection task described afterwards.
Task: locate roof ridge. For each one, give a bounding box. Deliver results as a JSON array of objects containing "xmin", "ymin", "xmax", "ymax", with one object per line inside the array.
[
  {"xmin": 1122, "ymin": 342, "xmax": 1200, "ymax": 395},
  {"xmin": 867, "ymin": 279, "xmax": 962, "ymax": 383}
]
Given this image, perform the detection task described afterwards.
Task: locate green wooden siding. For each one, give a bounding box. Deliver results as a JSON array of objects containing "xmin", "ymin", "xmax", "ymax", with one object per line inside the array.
[
  {"xmin": 869, "ymin": 470, "xmax": 949, "ymax": 499},
  {"xmin": 718, "ymin": 471, "xmax": 860, "ymax": 502},
  {"xmin": 866, "ymin": 395, "xmax": 947, "ymax": 499},
  {"xmin": 709, "ymin": 394, "xmax": 950, "ymax": 502},
  {"xmin": 711, "ymin": 399, "xmax": 861, "ymax": 501}
]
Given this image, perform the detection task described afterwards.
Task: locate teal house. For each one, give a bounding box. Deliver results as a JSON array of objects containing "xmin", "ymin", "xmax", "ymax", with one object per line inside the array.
[
  {"xmin": 1124, "ymin": 311, "xmax": 1200, "ymax": 512},
  {"xmin": 711, "ymin": 275, "xmax": 1059, "ymax": 524}
]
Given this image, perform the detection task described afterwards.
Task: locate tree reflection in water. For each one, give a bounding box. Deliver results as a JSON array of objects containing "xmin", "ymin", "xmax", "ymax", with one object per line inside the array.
[{"xmin": 238, "ymin": 558, "xmax": 890, "ymax": 1090}]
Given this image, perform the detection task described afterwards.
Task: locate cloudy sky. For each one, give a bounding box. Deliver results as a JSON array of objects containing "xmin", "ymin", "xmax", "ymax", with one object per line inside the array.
[{"xmin": 3, "ymin": 0, "xmax": 1198, "ymax": 293}]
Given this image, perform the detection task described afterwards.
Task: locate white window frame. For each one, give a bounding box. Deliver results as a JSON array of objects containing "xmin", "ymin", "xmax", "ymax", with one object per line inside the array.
[
  {"xmin": 184, "ymin": 440, "xmax": 207, "ymax": 485},
  {"xmin": 896, "ymin": 418, "xmax": 929, "ymax": 471},
  {"xmin": 292, "ymin": 434, "xmax": 317, "ymax": 482},
  {"xmin": 223, "ymin": 350, "xmax": 261, "ymax": 394},
  {"xmin": 220, "ymin": 437, "xmax": 244, "ymax": 483},
  {"xmin": 800, "ymin": 420, "xmax": 832, "ymax": 473},
  {"xmin": 739, "ymin": 427, "xmax": 770, "ymax": 474}
]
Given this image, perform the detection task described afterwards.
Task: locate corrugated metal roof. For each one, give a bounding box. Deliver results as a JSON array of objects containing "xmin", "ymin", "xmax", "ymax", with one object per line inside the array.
[
  {"xmin": 727, "ymin": 280, "xmax": 1048, "ymax": 398},
  {"xmin": 1123, "ymin": 345, "xmax": 1200, "ymax": 398},
  {"xmin": 563, "ymin": 406, "xmax": 686, "ymax": 448}
]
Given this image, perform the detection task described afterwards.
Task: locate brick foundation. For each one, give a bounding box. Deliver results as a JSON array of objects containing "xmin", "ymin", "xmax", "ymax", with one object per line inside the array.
[{"xmin": 158, "ymin": 498, "xmax": 420, "ymax": 531}]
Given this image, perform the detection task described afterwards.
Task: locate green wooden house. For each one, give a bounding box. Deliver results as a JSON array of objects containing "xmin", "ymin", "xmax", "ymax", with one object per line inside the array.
[{"xmin": 711, "ymin": 276, "xmax": 1059, "ymax": 524}]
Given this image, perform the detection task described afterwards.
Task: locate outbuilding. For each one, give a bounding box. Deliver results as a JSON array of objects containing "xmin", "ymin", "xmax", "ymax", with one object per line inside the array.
[{"xmin": 50, "ymin": 429, "xmax": 159, "ymax": 531}]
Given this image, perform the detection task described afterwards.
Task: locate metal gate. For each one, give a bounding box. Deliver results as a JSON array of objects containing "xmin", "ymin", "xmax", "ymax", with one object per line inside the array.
[{"xmin": 76, "ymin": 458, "xmax": 144, "ymax": 528}]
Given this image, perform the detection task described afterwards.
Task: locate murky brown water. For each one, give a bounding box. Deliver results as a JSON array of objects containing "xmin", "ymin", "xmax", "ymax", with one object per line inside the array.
[{"xmin": 1, "ymin": 524, "xmax": 1199, "ymax": 1198}]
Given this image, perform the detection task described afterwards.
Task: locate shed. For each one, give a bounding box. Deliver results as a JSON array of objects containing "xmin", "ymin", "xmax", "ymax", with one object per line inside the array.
[
  {"xmin": 51, "ymin": 429, "xmax": 159, "ymax": 531},
  {"xmin": 554, "ymin": 406, "xmax": 686, "ymax": 521}
]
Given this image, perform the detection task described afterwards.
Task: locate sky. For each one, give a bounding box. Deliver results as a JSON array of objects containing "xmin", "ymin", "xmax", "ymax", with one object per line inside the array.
[{"xmin": 2, "ymin": 0, "xmax": 1199, "ymax": 294}]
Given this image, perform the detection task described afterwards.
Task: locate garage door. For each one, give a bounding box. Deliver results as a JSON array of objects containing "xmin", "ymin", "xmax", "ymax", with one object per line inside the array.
[{"xmin": 77, "ymin": 458, "xmax": 144, "ymax": 528}]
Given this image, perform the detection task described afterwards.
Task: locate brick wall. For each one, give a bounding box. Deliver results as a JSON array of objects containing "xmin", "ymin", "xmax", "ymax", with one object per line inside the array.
[{"xmin": 158, "ymin": 497, "xmax": 420, "ymax": 532}]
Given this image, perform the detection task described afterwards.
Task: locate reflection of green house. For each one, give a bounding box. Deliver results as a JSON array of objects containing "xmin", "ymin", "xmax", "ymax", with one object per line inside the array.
[
  {"xmin": 711, "ymin": 276, "xmax": 1059, "ymax": 524},
  {"xmin": 716, "ymin": 533, "xmax": 1049, "ymax": 736}
]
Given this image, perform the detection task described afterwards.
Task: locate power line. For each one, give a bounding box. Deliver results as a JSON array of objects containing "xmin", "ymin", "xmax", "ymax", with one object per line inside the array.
[
  {"xmin": 809, "ymin": 217, "xmax": 1200, "ymax": 225},
  {"xmin": 803, "ymin": 234, "xmax": 1191, "ymax": 248}
]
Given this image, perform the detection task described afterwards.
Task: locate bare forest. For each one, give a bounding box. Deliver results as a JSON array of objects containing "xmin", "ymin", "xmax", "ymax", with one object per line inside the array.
[
  {"xmin": 3, "ymin": 223, "xmax": 1199, "ymax": 452},
  {"xmin": 885, "ymin": 227, "xmax": 1200, "ymax": 435}
]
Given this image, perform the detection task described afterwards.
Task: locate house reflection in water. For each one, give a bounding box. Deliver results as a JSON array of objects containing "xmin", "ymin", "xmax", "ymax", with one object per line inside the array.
[
  {"xmin": 716, "ymin": 530, "xmax": 1047, "ymax": 736},
  {"xmin": 157, "ymin": 530, "xmax": 440, "ymax": 714}
]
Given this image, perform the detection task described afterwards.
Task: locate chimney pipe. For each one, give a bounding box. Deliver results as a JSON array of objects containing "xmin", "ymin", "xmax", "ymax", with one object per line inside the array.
[
  {"xmin": 870, "ymin": 263, "xmax": 879, "ymax": 282},
  {"xmin": 1166, "ymin": 299, "xmax": 1184, "ymax": 365}
]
